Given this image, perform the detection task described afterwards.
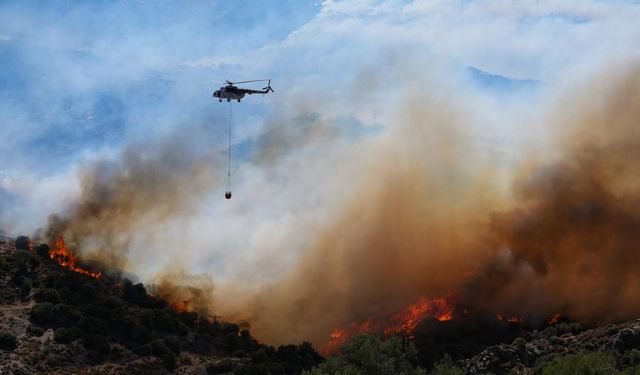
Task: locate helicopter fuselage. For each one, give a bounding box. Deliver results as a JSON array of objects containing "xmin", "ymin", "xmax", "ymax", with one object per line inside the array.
[{"xmin": 213, "ymin": 85, "xmax": 269, "ymax": 102}]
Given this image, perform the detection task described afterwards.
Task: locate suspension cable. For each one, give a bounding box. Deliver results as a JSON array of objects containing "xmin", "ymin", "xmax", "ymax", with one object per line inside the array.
[{"xmin": 227, "ymin": 101, "xmax": 232, "ymax": 190}]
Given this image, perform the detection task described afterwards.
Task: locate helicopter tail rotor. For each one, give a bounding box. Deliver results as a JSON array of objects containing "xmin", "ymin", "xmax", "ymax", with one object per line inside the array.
[{"xmin": 263, "ymin": 79, "xmax": 274, "ymax": 93}]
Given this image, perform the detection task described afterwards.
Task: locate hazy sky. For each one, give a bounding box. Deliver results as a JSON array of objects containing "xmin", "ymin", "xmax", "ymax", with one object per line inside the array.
[{"xmin": 1, "ymin": 0, "xmax": 639, "ymax": 304}]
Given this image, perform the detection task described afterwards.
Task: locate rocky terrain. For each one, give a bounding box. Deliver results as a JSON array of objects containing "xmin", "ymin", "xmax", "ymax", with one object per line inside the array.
[{"xmin": 462, "ymin": 319, "xmax": 640, "ymax": 374}]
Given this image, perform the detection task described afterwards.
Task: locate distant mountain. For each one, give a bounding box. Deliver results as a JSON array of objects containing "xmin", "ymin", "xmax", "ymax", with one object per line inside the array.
[{"xmin": 467, "ymin": 66, "xmax": 542, "ymax": 93}]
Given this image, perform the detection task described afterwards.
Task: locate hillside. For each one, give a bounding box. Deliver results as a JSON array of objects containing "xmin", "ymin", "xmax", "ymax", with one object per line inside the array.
[
  {"xmin": 0, "ymin": 237, "xmax": 322, "ymax": 374},
  {"xmin": 3, "ymin": 235, "xmax": 640, "ymax": 375}
]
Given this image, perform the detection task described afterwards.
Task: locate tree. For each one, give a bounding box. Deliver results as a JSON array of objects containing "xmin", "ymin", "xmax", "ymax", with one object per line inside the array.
[
  {"xmin": 303, "ymin": 334, "xmax": 426, "ymax": 375},
  {"xmin": 14, "ymin": 236, "xmax": 30, "ymax": 251}
]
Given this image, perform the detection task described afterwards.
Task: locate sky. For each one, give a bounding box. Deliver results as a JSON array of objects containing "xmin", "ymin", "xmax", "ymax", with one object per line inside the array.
[
  {"xmin": 1, "ymin": 0, "xmax": 637, "ymax": 231},
  {"xmin": 1, "ymin": 0, "xmax": 640, "ymax": 344}
]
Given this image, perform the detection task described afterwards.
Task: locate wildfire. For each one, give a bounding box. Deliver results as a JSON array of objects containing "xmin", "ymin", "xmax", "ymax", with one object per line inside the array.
[
  {"xmin": 50, "ymin": 237, "xmax": 101, "ymax": 279},
  {"xmin": 384, "ymin": 297, "xmax": 454, "ymax": 337},
  {"xmin": 547, "ymin": 313, "xmax": 563, "ymax": 325},
  {"xmin": 171, "ymin": 300, "xmax": 190, "ymax": 313},
  {"xmin": 322, "ymin": 296, "xmax": 455, "ymax": 355}
]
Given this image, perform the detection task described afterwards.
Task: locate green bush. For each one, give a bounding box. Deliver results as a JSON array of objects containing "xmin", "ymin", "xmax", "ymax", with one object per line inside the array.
[
  {"xmin": 151, "ymin": 308, "xmax": 185, "ymax": 333},
  {"xmin": 36, "ymin": 243, "xmax": 51, "ymax": 257},
  {"xmin": 0, "ymin": 331, "xmax": 17, "ymax": 351},
  {"xmin": 430, "ymin": 355, "xmax": 464, "ymax": 375},
  {"xmin": 221, "ymin": 322, "xmax": 240, "ymax": 335},
  {"xmin": 538, "ymin": 351, "xmax": 617, "ymax": 374},
  {"xmin": 206, "ymin": 359, "xmax": 234, "ymax": 374},
  {"xmin": 236, "ymin": 362, "xmax": 286, "ymax": 375},
  {"xmin": 34, "ymin": 288, "xmax": 61, "ymax": 304},
  {"xmin": 54, "ymin": 327, "xmax": 82, "ymax": 343},
  {"xmin": 223, "ymin": 332, "xmax": 241, "ymax": 351},
  {"xmin": 21, "ymin": 278, "xmax": 32, "ymax": 294},
  {"xmin": 303, "ymin": 334, "xmax": 426, "ymax": 375},
  {"xmin": 513, "ymin": 337, "xmax": 527, "ymax": 346},
  {"xmin": 121, "ymin": 315, "xmax": 151, "ymax": 344},
  {"xmin": 52, "ymin": 304, "xmax": 83, "ymax": 326},
  {"xmin": 15, "ymin": 236, "xmax": 31, "ymax": 251},
  {"xmin": 84, "ymin": 334, "xmax": 110, "ymax": 354},
  {"xmin": 28, "ymin": 255, "xmax": 40, "ymax": 268},
  {"xmin": 622, "ymin": 349, "xmax": 640, "ymax": 368},
  {"xmin": 79, "ymin": 317, "xmax": 109, "ymax": 336},
  {"xmin": 27, "ymin": 325, "xmax": 44, "ymax": 337},
  {"xmin": 151, "ymin": 339, "xmax": 177, "ymax": 370},
  {"xmin": 164, "ymin": 336, "xmax": 181, "ymax": 355},
  {"xmin": 8, "ymin": 250, "xmax": 31, "ymax": 269},
  {"xmin": 31, "ymin": 302, "xmax": 55, "ymax": 325}
]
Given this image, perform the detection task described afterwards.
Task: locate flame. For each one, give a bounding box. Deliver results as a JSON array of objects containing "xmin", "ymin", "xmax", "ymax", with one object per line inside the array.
[
  {"xmin": 547, "ymin": 313, "xmax": 563, "ymax": 325},
  {"xmin": 171, "ymin": 300, "xmax": 190, "ymax": 313},
  {"xmin": 384, "ymin": 297, "xmax": 454, "ymax": 337},
  {"xmin": 50, "ymin": 237, "xmax": 101, "ymax": 279},
  {"xmin": 322, "ymin": 296, "xmax": 455, "ymax": 355}
]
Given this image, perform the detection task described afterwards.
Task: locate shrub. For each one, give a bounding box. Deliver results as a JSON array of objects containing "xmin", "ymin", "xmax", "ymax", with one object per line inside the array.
[
  {"xmin": 236, "ymin": 362, "xmax": 286, "ymax": 375},
  {"xmin": 27, "ymin": 326, "xmax": 44, "ymax": 337},
  {"xmin": 152, "ymin": 339, "xmax": 169, "ymax": 356},
  {"xmin": 21, "ymin": 278, "xmax": 32, "ymax": 294},
  {"xmin": 34, "ymin": 288, "xmax": 61, "ymax": 304},
  {"xmin": 59, "ymin": 287, "xmax": 81, "ymax": 305},
  {"xmin": 162, "ymin": 351, "xmax": 177, "ymax": 370},
  {"xmin": 206, "ymin": 359, "xmax": 234, "ymax": 374},
  {"xmin": 85, "ymin": 305, "xmax": 112, "ymax": 320},
  {"xmin": 79, "ymin": 317, "xmax": 109, "ymax": 336},
  {"xmin": 223, "ymin": 332, "xmax": 241, "ymax": 351},
  {"xmin": 84, "ymin": 334, "xmax": 110, "ymax": 354},
  {"xmin": 8, "ymin": 250, "xmax": 31, "ymax": 269},
  {"xmin": 513, "ymin": 337, "xmax": 527, "ymax": 346},
  {"xmin": 538, "ymin": 351, "xmax": 617, "ymax": 374},
  {"xmin": 152, "ymin": 308, "xmax": 184, "ymax": 333},
  {"xmin": 28, "ymin": 255, "xmax": 40, "ymax": 268},
  {"xmin": 31, "ymin": 303, "xmax": 55, "ymax": 325},
  {"xmin": 15, "ymin": 236, "xmax": 31, "ymax": 251},
  {"xmin": 52, "ymin": 304, "xmax": 83, "ymax": 326},
  {"xmin": 36, "ymin": 243, "xmax": 51, "ymax": 257},
  {"xmin": 622, "ymin": 349, "xmax": 640, "ymax": 368},
  {"xmin": 303, "ymin": 334, "xmax": 426, "ymax": 375},
  {"xmin": 79, "ymin": 284, "xmax": 96, "ymax": 303},
  {"xmin": 221, "ymin": 322, "xmax": 240, "ymax": 335},
  {"xmin": 164, "ymin": 336, "xmax": 181, "ymax": 355},
  {"xmin": 0, "ymin": 331, "xmax": 17, "ymax": 351},
  {"xmin": 430, "ymin": 355, "xmax": 465, "ymax": 375},
  {"xmin": 54, "ymin": 327, "xmax": 82, "ymax": 343},
  {"xmin": 121, "ymin": 315, "xmax": 151, "ymax": 344},
  {"xmin": 122, "ymin": 280, "xmax": 148, "ymax": 305}
]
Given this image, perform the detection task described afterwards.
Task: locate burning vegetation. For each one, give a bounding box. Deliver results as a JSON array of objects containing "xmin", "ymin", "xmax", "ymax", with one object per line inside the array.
[
  {"xmin": 49, "ymin": 237, "xmax": 101, "ymax": 279},
  {"xmin": 27, "ymin": 64, "xmax": 640, "ymax": 371}
]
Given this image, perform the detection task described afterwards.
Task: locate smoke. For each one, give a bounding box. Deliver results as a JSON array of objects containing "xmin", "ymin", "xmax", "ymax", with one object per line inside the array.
[
  {"xmin": 463, "ymin": 64, "xmax": 640, "ymax": 324},
  {"xmin": 42, "ymin": 131, "xmax": 221, "ymax": 272},
  {"xmin": 215, "ymin": 62, "xmax": 640, "ymax": 345},
  {"xmin": 39, "ymin": 58, "xmax": 640, "ymax": 349}
]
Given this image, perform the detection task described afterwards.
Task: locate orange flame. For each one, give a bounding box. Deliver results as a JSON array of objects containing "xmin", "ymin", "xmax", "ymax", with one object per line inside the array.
[
  {"xmin": 171, "ymin": 300, "xmax": 190, "ymax": 313},
  {"xmin": 322, "ymin": 296, "xmax": 455, "ymax": 355},
  {"xmin": 50, "ymin": 237, "xmax": 101, "ymax": 279},
  {"xmin": 384, "ymin": 297, "xmax": 454, "ymax": 337},
  {"xmin": 547, "ymin": 313, "xmax": 563, "ymax": 325}
]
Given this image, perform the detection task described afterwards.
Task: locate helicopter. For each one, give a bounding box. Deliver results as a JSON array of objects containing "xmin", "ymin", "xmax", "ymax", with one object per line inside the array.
[{"xmin": 213, "ymin": 79, "xmax": 274, "ymax": 102}]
